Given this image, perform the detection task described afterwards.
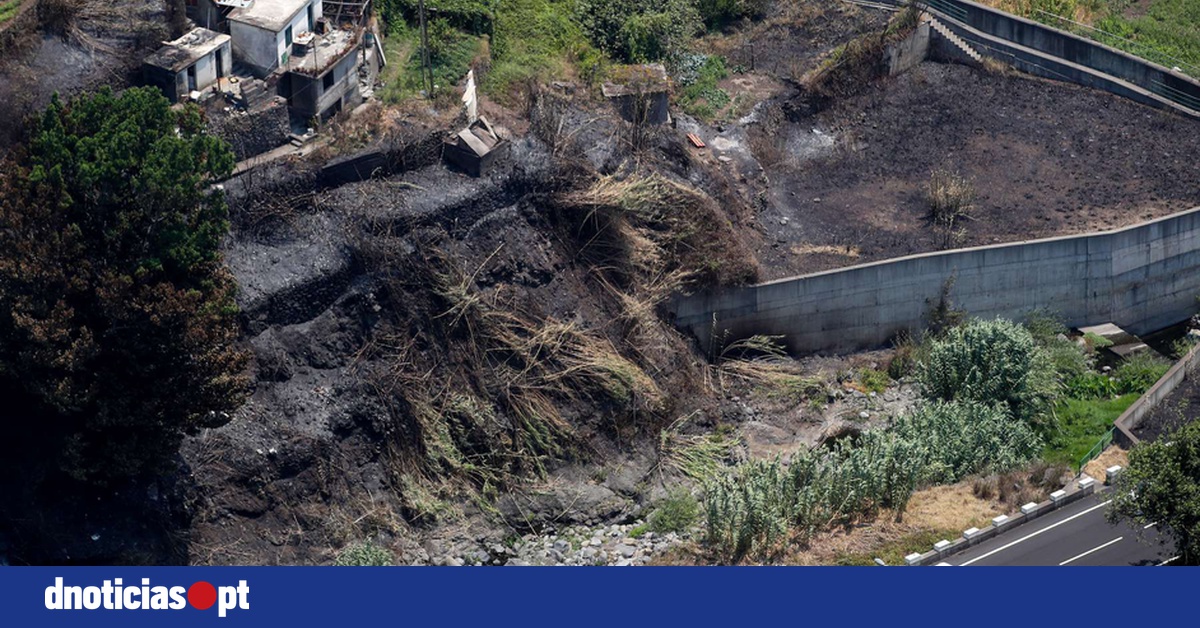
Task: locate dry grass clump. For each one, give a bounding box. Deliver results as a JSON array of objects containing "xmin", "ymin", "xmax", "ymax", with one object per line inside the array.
[
  {"xmin": 969, "ymin": 459, "xmax": 1071, "ymax": 508},
  {"xmin": 802, "ymin": 4, "xmax": 921, "ymax": 100},
  {"xmin": 559, "ymin": 174, "xmax": 759, "ymax": 291},
  {"xmin": 354, "ymin": 240, "xmax": 664, "ymax": 488},
  {"xmin": 657, "ymin": 412, "xmax": 739, "ymax": 482},
  {"xmin": 926, "ymin": 168, "xmax": 975, "ymax": 247}
]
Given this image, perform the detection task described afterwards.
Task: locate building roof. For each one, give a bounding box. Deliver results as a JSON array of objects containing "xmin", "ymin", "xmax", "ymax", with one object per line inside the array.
[
  {"xmin": 228, "ymin": 0, "xmax": 310, "ymax": 32},
  {"xmin": 601, "ymin": 63, "xmax": 670, "ymax": 98},
  {"xmin": 285, "ymin": 26, "xmax": 358, "ymax": 75},
  {"xmin": 446, "ymin": 118, "xmax": 503, "ymax": 157},
  {"xmin": 144, "ymin": 27, "xmax": 230, "ymax": 73}
]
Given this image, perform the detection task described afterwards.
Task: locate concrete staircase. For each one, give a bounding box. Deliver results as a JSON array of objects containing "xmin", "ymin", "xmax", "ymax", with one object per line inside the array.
[
  {"xmin": 929, "ymin": 16, "xmax": 983, "ymax": 63},
  {"xmin": 239, "ymin": 79, "xmax": 271, "ymax": 110}
]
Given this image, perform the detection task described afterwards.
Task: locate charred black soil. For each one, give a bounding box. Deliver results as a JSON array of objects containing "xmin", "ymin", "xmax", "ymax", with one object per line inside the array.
[{"xmin": 751, "ymin": 63, "xmax": 1200, "ymax": 279}]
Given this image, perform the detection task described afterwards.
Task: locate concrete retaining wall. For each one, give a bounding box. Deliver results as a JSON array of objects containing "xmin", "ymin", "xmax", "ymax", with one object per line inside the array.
[
  {"xmin": 891, "ymin": 0, "xmax": 1200, "ymax": 116},
  {"xmin": 671, "ymin": 207, "xmax": 1200, "ymax": 355},
  {"xmin": 1114, "ymin": 342, "xmax": 1200, "ymax": 447}
]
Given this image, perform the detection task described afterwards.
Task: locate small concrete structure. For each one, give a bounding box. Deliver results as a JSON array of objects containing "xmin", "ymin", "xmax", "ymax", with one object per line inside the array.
[
  {"xmin": 1020, "ymin": 502, "xmax": 1039, "ymax": 515},
  {"xmin": 602, "ymin": 64, "xmax": 671, "ymax": 126},
  {"xmin": 280, "ymin": 25, "xmax": 364, "ymax": 120},
  {"xmin": 143, "ymin": 27, "xmax": 233, "ymax": 103},
  {"xmin": 227, "ymin": 0, "xmax": 323, "ymax": 77},
  {"xmin": 443, "ymin": 117, "xmax": 508, "ymax": 178},
  {"xmin": 1106, "ymin": 465, "xmax": 1123, "ymax": 485}
]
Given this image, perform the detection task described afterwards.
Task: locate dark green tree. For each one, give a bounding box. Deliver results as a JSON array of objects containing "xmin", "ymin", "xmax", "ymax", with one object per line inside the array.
[
  {"xmin": 0, "ymin": 87, "xmax": 248, "ymax": 484},
  {"xmin": 576, "ymin": 0, "xmax": 700, "ymax": 63},
  {"xmin": 1108, "ymin": 421, "xmax": 1200, "ymax": 564}
]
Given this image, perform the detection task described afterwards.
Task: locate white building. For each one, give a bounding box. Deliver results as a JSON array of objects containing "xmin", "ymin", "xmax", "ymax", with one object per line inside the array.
[
  {"xmin": 143, "ymin": 27, "xmax": 233, "ymax": 102},
  {"xmin": 227, "ymin": 0, "xmax": 323, "ymax": 77}
]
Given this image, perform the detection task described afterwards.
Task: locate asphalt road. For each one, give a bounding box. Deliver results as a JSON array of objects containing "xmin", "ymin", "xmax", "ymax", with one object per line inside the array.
[{"xmin": 945, "ymin": 492, "xmax": 1177, "ymax": 566}]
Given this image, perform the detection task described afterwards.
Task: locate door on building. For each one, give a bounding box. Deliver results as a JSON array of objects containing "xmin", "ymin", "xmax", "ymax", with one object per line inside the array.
[
  {"xmin": 215, "ymin": 49, "xmax": 224, "ymax": 78},
  {"xmin": 286, "ymin": 25, "xmax": 294, "ymax": 46},
  {"xmin": 186, "ymin": 65, "xmax": 197, "ymax": 91},
  {"xmin": 307, "ymin": 4, "xmax": 314, "ymax": 31}
]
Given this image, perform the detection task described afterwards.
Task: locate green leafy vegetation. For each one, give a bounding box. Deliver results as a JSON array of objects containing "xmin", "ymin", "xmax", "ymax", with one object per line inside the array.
[
  {"xmin": 987, "ymin": 0, "xmax": 1200, "ymax": 76},
  {"xmin": 676, "ymin": 55, "xmax": 730, "ymax": 120},
  {"xmin": 378, "ymin": 19, "xmax": 483, "ymax": 101},
  {"xmin": 857, "ymin": 368, "xmax": 891, "ymax": 394},
  {"xmin": 334, "ymin": 542, "xmax": 394, "ymax": 566},
  {"xmin": 1043, "ymin": 394, "xmax": 1138, "ymax": 466},
  {"xmin": 576, "ymin": 0, "xmax": 701, "ymax": 63},
  {"xmin": 704, "ymin": 400, "xmax": 1039, "ymax": 560},
  {"xmin": 1112, "ymin": 351, "xmax": 1171, "ymax": 394},
  {"xmin": 0, "ymin": 0, "xmax": 23, "ymax": 25},
  {"xmin": 696, "ymin": 0, "xmax": 769, "ymax": 30},
  {"xmin": 0, "ymin": 87, "xmax": 247, "ymax": 483},
  {"xmin": 1108, "ymin": 420, "xmax": 1200, "ymax": 564},
  {"xmin": 919, "ymin": 318, "xmax": 1057, "ymax": 426},
  {"xmin": 649, "ymin": 489, "xmax": 700, "ymax": 534}
]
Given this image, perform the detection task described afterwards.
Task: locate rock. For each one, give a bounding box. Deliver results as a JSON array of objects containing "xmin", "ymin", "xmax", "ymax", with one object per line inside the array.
[
  {"xmin": 447, "ymin": 557, "xmax": 464, "ymax": 567},
  {"xmin": 616, "ymin": 544, "xmax": 636, "ymax": 558},
  {"xmin": 859, "ymin": 411, "xmax": 870, "ymax": 420},
  {"xmin": 552, "ymin": 539, "xmax": 570, "ymax": 554},
  {"xmin": 615, "ymin": 558, "xmax": 633, "ymax": 567}
]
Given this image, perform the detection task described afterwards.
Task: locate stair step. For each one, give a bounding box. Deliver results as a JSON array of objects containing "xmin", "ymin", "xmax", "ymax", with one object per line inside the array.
[{"xmin": 930, "ymin": 17, "xmax": 983, "ymax": 63}]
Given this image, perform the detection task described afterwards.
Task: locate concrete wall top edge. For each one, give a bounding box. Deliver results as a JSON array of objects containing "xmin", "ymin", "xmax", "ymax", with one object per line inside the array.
[
  {"xmin": 946, "ymin": 0, "xmax": 1200, "ymax": 89},
  {"xmin": 754, "ymin": 207, "xmax": 1200, "ymax": 289}
]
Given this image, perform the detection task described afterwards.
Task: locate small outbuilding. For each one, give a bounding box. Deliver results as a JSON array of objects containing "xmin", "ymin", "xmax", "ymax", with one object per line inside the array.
[
  {"xmin": 443, "ymin": 117, "xmax": 509, "ymax": 178},
  {"xmin": 602, "ymin": 63, "xmax": 671, "ymax": 126},
  {"xmin": 143, "ymin": 27, "xmax": 233, "ymax": 102},
  {"xmin": 443, "ymin": 71, "xmax": 508, "ymax": 177}
]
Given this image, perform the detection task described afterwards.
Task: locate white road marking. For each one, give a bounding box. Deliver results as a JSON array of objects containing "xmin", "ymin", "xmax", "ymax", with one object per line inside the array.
[
  {"xmin": 1144, "ymin": 521, "xmax": 1158, "ymax": 529},
  {"xmin": 1158, "ymin": 555, "xmax": 1181, "ymax": 566},
  {"xmin": 959, "ymin": 500, "xmax": 1112, "ymax": 566},
  {"xmin": 1059, "ymin": 537, "xmax": 1124, "ymax": 565}
]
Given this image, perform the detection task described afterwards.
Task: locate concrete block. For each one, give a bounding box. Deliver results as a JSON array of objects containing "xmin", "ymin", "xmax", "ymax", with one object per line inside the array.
[
  {"xmin": 935, "ymin": 562, "xmax": 953, "ymax": 566},
  {"xmin": 904, "ymin": 553, "xmax": 923, "ymax": 566},
  {"xmin": 963, "ymin": 527, "xmax": 982, "ymax": 540},
  {"xmin": 1079, "ymin": 476, "xmax": 1096, "ymax": 492},
  {"xmin": 1106, "ymin": 465, "xmax": 1123, "ymax": 485},
  {"xmin": 991, "ymin": 515, "xmax": 1009, "ymax": 527},
  {"xmin": 1021, "ymin": 502, "xmax": 1039, "ymax": 515},
  {"xmin": 933, "ymin": 540, "xmax": 951, "ymax": 553},
  {"xmin": 1050, "ymin": 489, "xmax": 1067, "ymax": 503}
]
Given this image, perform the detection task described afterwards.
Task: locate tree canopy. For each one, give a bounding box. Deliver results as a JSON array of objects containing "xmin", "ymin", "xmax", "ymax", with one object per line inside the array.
[
  {"xmin": 0, "ymin": 87, "xmax": 247, "ymax": 484},
  {"xmin": 1108, "ymin": 420, "xmax": 1200, "ymax": 564}
]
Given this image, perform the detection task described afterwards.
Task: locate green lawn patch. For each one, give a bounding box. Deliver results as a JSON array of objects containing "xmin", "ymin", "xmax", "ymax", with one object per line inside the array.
[
  {"xmin": 377, "ymin": 21, "xmax": 482, "ymax": 103},
  {"xmin": 1042, "ymin": 393, "xmax": 1139, "ymax": 467}
]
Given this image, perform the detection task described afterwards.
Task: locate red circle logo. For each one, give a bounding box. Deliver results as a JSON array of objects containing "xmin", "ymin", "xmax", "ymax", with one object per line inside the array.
[{"xmin": 188, "ymin": 581, "xmax": 217, "ymax": 610}]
